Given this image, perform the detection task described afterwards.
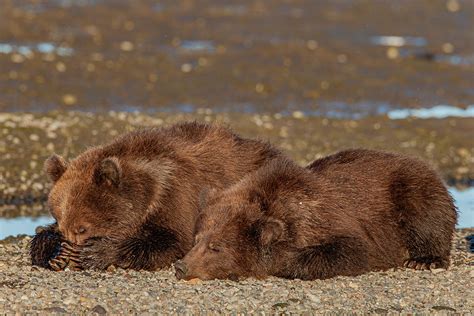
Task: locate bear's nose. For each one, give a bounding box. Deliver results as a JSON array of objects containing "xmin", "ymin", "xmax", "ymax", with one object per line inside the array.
[{"xmin": 174, "ymin": 260, "xmax": 188, "ymax": 280}]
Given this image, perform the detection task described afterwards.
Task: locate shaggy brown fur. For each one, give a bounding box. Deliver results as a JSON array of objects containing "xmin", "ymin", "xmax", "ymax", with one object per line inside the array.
[
  {"xmin": 30, "ymin": 121, "xmax": 283, "ymax": 270},
  {"xmin": 175, "ymin": 149, "xmax": 457, "ymax": 281}
]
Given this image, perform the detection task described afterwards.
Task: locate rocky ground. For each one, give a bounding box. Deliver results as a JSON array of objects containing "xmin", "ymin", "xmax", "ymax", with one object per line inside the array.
[
  {"xmin": 0, "ymin": 229, "xmax": 472, "ymax": 314},
  {"xmin": 0, "ymin": 111, "xmax": 473, "ymax": 217}
]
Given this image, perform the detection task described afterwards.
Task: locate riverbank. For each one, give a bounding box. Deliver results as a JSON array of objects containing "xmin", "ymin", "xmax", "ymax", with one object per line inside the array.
[{"xmin": 1, "ymin": 111, "xmax": 473, "ymax": 217}]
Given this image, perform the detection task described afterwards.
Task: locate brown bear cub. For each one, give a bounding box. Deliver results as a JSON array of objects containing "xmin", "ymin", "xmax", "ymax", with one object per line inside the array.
[
  {"xmin": 30, "ymin": 121, "xmax": 284, "ymax": 271},
  {"xmin": 175, "ymin": 149, "xmax": 457, "ymax": 281}
]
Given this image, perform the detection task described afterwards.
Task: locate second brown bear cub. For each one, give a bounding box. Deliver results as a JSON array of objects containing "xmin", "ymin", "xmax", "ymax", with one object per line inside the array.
[{"xmin": 175, "ymin": 149, "xmax": 457, "ymax": 280}]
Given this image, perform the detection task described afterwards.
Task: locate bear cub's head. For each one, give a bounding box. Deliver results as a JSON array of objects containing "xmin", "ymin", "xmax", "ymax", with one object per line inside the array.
[
  {"xmin": 175, "ymin": 188, "xmax": 287, "ymax": 281},
  {"xmin": 44, "ymin": 153, "xmax": 163, "ymax": 245}
]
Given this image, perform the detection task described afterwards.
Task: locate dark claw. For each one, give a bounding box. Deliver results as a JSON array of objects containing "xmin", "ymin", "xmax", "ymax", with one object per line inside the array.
[
  {"xmin": 49, "ymin": 258, "xmax": 68, "ymax": 270},
  {"xmin": 49, "ymin": 262, "xmax": 61, "ymax": 271}
]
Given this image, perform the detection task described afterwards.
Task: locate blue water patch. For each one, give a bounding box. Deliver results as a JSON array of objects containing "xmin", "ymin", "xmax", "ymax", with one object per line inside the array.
[
  {"xmin": 0, "ymin": 187, "xmax": 472, "ymax": 240},
  {"xmin": 452, "ymin": 187, "xmax": 474, "ymax": 230},
  {"xmin": 292, "ymin": 101, "xmax": 392, "ymax": 119},
  {"xmin": 0, "ymin": 216, "xmax": 53, "ymax": 240},
  {"xmin": 179, "ymin": 40, "xmax": 215, "ymax": 53},
  {"xmin": 370, "ymin": 36, "xmax": 427, "ymax": 47},
  {"xmin": 388, "ymin": 105, "xmax": 474, "ymax": 119},
  {"xmin": 437, "ymin": 54, "xmax": 474, "ymax": 66},
  {"xmin": 0, "ymin": 42, "xmax": 74, "ymax": 56}
]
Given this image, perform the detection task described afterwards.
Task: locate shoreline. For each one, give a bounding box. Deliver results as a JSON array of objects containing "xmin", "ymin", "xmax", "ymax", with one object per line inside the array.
[{"xmin": 1, "ymin": 111, "xmax": 473, "ymax": 218}]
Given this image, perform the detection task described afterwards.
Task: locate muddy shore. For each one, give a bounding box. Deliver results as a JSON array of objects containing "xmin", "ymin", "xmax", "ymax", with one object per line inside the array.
[{"xmin": 0, "ymin": 111, "xmax": 473, "ymax": 217}]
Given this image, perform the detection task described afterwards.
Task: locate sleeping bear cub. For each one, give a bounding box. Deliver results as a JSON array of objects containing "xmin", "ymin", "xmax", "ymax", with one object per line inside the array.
[{"xmin": 175, "ymin": 149, "xmax": 457, "ymax": 280}]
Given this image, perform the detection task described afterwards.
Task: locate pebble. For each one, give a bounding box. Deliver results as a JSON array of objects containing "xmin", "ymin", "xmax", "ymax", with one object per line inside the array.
[
  {"xmin": 120, "ymin": 41, "xmax": 134, "ymax": 52},
  {"xmin": 181, "ymin": 63, "xmax": 193, "ymax": 73},
  {"xmin": 62, "ymin": 94, "xmax": 77, "ymax": 106}
]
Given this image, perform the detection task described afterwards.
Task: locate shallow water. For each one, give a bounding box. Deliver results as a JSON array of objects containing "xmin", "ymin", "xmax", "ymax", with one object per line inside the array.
[
  {"xmin": 27, "ymin": 102, "xmax": 471, "ymax": 121},
  {"xmin": 370, "ymin": 36, "xmax": 427, "ymax": 47},
  {"xmin": 387, "ymin": 105, "xmax": 474, "ymax": 119},
  {"xmin": 0, "ymin": 42, "xmax": 74, "ymax": 57},
  {"xmin": 0, "ymin": 188, "xmax": 472, "ymax": 240},
  {"xmin": 0, "ymin": 216, "xmax": 53, "ymax": 240}
]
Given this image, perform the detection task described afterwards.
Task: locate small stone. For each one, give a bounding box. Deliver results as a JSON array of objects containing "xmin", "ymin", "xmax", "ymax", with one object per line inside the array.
[
  {"xmin": 431, "ymin": 268, "xmax": 446, "ymax": 274},
  {"xmin": 62, "ymin": 94, "xmax": 77, "ymax": 106},
  {"xmin": 181, "ymin": 63, "xmax": 193, "ymax": 73},
  {"xmin": 29, "ymin": 134, "xmax": 40, "ymax": 141},
  {"xmin": 386, "ymin": 47, "xmax": 399, "ymax": 59},
  {"xmin": 306, "ymin": 40, "xmax": 318, "ymax": 50},
  {"xmin": 56, "ymin": 62, "xmax": 66, "ymax": 72},
  {"xmin": 446, "ymin": 0, "xmax": 460, "ymax": 12},
  {"xmin": 306, "ymin": 293, "xmax": 320, "ymax": 303},
  {"xmin": 91, "ymin": 304, "xmax": 107, "ymax": 315},
  {"xmin": 11, "ymin": 54, "xmax": 25, "ymax": 63},
  {"xmin": 120, "ymin": 41, "xmax": 134, "ymax": 51},
  {"xmin": 456, "ymin": 166, "xmax": 469, "ymax": 175},
  {"xmin": 442, "ymin": 43, "xmax": 454, "ymax": 54},
  {"xmin": 43, "ymin": 307, "xmax": 67, "ymax": 313},
  {"xmin": 292, "ymin": 111, "xmax": 305, "ymax": 119},
  {"xmin": 337, "ymin": 54, "xmax": 348, "ymax": 63}
]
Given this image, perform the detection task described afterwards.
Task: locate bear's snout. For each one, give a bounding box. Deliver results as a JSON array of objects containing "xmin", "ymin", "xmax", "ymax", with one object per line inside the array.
[{"xmin": 174, "ymin": 260, "xmax": 188, "ymax": 280}]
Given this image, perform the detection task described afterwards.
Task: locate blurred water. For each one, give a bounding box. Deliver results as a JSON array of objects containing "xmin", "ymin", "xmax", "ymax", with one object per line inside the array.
[
  {"xmin": 64, "ymin": 102, "xmax": 472, "ymax": 120},
  {"xmin": 388, "ymin": 105, "xmax": 474, "ymax": 119},
  {"xmin": 179, "ymin": 41, "xmax": 216, "ymax": 53},
  {"xmin": 0, "ymin": 216, "xmax": 53, "ymax": 240},
  {"xmin": 0, "ymin": 42, "xmax": 74, "ymax": 57},
  {"xmin": 370, "ymin": 36, "xmax": 427, "ymax": 47},
  {"xmin": 0, "ymin": 188, "xmax": 472, "ymax": 240}
]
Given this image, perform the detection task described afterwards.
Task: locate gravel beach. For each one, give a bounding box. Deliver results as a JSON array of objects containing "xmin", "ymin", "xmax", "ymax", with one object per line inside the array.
[{"xmin": 0, "ymin": 229, "xmax": 472, "ymax": 314}]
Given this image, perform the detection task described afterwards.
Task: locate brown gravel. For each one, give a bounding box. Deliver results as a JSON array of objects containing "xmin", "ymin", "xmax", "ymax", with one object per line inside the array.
[{"xmin": 0, "ymin": 229, "xmax": 472, "ymax": 314}]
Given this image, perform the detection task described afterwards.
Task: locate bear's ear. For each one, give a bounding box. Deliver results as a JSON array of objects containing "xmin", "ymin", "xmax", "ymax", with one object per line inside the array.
[
  {"xmin": 44, "ymin": 154, "xmax": 68, "ymax": 182},
  {"xmin": 94, "ymin": 157, "xmax": 121, "ymax": 187},
  {"xmin": 259, "ymin": 218, "xmax": 286, "ymax": 247},
  {"xmin": 249, "ymin": 189, "xmax": 272, "ymax": 213}
]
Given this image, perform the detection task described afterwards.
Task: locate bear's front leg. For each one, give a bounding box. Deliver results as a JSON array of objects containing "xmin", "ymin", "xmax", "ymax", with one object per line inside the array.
[
  {"xmin": 30, "ymin": 223, "xmax": 63, "ymax": 269},
  {"xmin": 80, "ymin": 223, "xmax": 185, "ymax": 271},
  {"xmin": 29, "ymin": 223, "xmax": 82, "ymax": 271}
]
